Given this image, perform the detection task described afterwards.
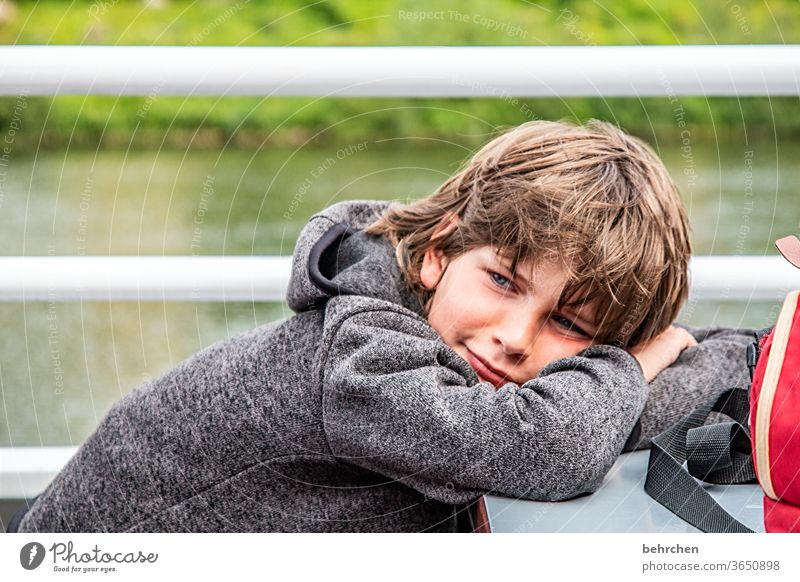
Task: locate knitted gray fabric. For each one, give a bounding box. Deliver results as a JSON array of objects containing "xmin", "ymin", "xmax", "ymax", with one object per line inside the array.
[{"xmin": 15, "ymin": 200, "xmax": 755, "ymax": 532}]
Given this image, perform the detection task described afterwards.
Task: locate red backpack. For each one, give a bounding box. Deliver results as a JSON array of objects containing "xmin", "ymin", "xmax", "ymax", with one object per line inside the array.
[
  {"xmin": 645, "ymin": 235, "xmax": 800, "ymax": 533},
  {"xmin": 750, "ymin": 235, "xmax": 800, "ymax": 532}
]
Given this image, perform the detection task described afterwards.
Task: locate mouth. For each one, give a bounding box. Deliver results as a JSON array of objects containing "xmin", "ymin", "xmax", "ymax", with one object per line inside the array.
[{"xmin": 465, "ymin": 347, "xmax": 511, "ymax": 388}]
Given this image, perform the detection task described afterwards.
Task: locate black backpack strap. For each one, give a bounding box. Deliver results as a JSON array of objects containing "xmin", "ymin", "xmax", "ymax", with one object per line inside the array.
[
  {"xmin": 644, "ymin": 386, "xmax": 757, "ymax": 533},
  {"xmin": 746, "ymin": 326, "xmax": 774, "ymax": 382}
]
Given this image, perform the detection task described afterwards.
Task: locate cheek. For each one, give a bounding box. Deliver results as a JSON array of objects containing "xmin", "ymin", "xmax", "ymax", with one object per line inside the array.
[
  {"xmin": 426, "ymin": 292, "xmax": 458, "ymax": 342},
  {"xmin": 428, "ymin": 280, "xmax": 491, "ymax": 340},
  {"xmin": 535, "ymin": 330, "xmax": 593, "ymax": 365},
  {"xmin": 450, "ymin": 286, "xmax": 500, "ymax": 332}
]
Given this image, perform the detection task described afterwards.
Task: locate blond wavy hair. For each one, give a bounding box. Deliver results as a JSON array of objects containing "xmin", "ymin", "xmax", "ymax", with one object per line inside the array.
[{"xmin": 365, "ymin": 119, "xmax": 691, "ymax": 348}]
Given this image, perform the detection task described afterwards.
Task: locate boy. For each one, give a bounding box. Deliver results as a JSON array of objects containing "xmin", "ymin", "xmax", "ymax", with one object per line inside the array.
[{"xmin": 12, "ymin": 120, "xmax": 755, "ymax": 533}]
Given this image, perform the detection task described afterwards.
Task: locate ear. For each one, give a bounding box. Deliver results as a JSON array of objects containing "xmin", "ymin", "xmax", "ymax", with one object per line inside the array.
[{"xmin": 419, "ymin": 214, "xmax": 459, "ymax": 290}]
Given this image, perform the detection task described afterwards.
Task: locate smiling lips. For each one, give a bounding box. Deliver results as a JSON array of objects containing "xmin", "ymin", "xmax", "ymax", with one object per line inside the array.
[{"xmin": 465, "ymin": 348, "xmax": 512, "ymax": 388}]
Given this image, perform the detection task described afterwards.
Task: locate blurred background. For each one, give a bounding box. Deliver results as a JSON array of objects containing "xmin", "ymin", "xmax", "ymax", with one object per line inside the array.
[{"xmin": 0, "ymin": 0, "xmax": 798, "ymax": 446}]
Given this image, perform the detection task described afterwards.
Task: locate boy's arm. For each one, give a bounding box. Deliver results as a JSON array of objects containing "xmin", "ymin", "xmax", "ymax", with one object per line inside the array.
[
  {"xmin": 321, "ymin": 305, "xmax": 648, "ymax": 506},
  {"xmin": 623, "ymin": 323, "xmax": 756, "ymax": 451}
]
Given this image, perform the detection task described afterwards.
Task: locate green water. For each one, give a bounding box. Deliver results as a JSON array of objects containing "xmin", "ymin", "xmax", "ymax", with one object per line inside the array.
[{"xmin": 1, "ymin": 139, "xmax": 798, "ymax": 446}]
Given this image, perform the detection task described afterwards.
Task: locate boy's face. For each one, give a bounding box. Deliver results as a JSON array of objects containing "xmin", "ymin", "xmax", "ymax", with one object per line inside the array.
[{"xmin": 419, "ymin": 240, "xmax": 600, "ymax": 389}]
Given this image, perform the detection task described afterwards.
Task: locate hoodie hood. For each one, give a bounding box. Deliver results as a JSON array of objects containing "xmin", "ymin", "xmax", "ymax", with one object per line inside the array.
[{"xmin": 286, "ymin": 200, "xmax": 426, "ymax": 318}]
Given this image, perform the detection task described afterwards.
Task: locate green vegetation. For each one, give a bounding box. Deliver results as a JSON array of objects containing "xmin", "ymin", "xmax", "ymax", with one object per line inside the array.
[{"xmin": 1, "ymin": 0, "xmax": 798, "ymax": 150}]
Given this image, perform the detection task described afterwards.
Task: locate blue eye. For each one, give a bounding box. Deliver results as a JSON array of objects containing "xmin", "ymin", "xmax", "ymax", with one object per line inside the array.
[
  {"xmin": 554, "ymin": 315, "xmax": 588, "ymax": 337},
  {"xmin": 490, "ymin": 271, "xmax": 512, "ymax": 289}
]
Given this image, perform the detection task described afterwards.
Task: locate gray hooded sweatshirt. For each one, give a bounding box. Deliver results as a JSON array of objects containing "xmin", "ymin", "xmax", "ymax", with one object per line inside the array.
[{"xmin": 15, "ymin": 200, "xmax": 756, "ymax": 533}]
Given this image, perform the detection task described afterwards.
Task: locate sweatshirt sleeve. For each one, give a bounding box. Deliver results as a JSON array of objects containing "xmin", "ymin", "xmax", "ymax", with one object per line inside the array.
[
  {"xmin": 320, "ymin": 307, "xmax": 648, "ymax": 505},
  {"xmin": 623, "ymin": 323, "xmax": 757, "ymax": 451}
]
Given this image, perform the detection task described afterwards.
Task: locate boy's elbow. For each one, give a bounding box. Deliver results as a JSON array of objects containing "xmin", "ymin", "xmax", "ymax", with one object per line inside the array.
[
  {"xmin": 538, "ymin": 457, "xmax": 608, "ymax": 502},
  {"xmin": 535, "ymin": 429, "xmax": 618, "ymax": 502},
  {"xmin": 508, "ymin": 396, "xmax": 637, "ymax": 502}
]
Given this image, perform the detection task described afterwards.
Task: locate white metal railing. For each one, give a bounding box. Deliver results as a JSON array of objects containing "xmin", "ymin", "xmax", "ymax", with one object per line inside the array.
[
  {"xmin": 0, "ymin": 256, "xmax": 798, "ymax": 302},
  {"xmin": 0, "ymin": 256, "xmax": 290, "ymax": 301},
  {"xmin": 0, "ymin": 44, "xmax": 798, "ymax": 304},
  {"xmin": 2, "ymin": 45, "xmax": 799, "ymax": 501},
  {"xmin": 1, "ymin": 45, "xmax": 799, "ymax": 97},
  {"xmin": 0, "ymin": 447, "xmax": 77, "ymax": 499}
]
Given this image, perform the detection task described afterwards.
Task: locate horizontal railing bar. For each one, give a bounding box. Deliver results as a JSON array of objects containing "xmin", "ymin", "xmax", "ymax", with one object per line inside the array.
[
  {"xmin": 688, "ymin": 256, "xmax": 800, "ymax": 300},
  {"xmin": 0, "ymin": 255, "xmax": 796, "ymax": 301},
  {"xmin": 0, "ymin": 446, "xmax": 77, "ymax": 499},
  {"xmin": 0, "ymin": 256, "xmax": 291, "ymax": 301},
  {"xmin": 1, "ymin": 45, "xmax": 798, "ymax": 97}
]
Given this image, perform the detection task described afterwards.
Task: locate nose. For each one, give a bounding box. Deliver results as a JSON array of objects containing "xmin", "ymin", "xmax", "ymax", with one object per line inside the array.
[{"xmin": 493, "ymin": 304, "xmax": 543, "ymax": 359}]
